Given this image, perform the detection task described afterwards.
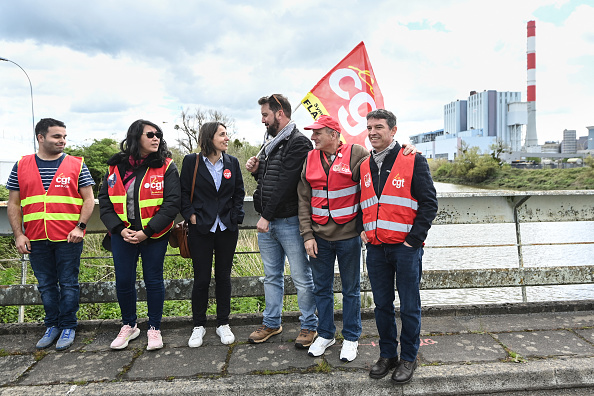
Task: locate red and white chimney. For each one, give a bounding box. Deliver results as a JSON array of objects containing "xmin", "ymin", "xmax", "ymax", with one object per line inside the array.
[{"xmin": 525, "ymin": 20, "xmax": 538, "ymax": 147}]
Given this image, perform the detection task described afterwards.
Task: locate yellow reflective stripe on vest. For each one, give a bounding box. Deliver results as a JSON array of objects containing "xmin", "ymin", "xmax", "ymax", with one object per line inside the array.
[
  {"xmin": 45, "ymin": 195, "xmax": 84, "ymax": 205},
  {"xmin": 23, "ymin": 212, "xmax": 45, "ymax": 222},
  {"xmin": 44, "ymin": 213, "xmax": 81, "ymax": 221},
  {"xmin": 108, "ymin": 196, "xmax": 126, "ymax": 204},
  {"xmin": 139, "ymin": 198, "xmax": 164, "ymax": 208},
  {"xmin": 21, "ymin": 194, "xmax": 45, "ymax": 206}
]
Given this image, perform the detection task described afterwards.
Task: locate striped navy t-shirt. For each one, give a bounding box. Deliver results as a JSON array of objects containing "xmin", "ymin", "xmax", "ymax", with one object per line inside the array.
[{"xmin": 6, "ymin": 153, "xmax": 95, "ymax": 191}]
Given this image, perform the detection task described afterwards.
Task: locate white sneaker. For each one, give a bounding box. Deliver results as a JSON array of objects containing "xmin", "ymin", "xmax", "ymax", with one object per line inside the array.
[
  {"xmin": 188, "ymin": 326, "xmax": 206, "ymax": 347},
  {"xmin": 307, "ymin": 336, "xmax": 335, "ymax": 357},
  {"xmin": 340, "ymin": 340, "xmax": 358, "ymax": 362},
  {"xmin": 216, "ymin": 324, "xmax": 235, "ymax": 345}
]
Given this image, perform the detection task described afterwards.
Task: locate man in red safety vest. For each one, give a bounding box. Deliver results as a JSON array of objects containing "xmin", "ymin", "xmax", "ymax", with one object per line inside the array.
[
  {"xmin": 298, "ymin": 114, "xmax": 418, "ymax": 363},
  {"xmin": 6, "ymin": 118, "xmax": 95, "ymax": 351},
  {"xmin": 361, "ymin": 109, "xmax": 438, "ymax": 384}
]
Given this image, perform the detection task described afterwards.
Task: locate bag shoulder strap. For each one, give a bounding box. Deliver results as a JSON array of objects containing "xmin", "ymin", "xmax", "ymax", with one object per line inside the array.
[{"xmin": 190, "ymin": 153, "xmax": 199, "ymax": 202}]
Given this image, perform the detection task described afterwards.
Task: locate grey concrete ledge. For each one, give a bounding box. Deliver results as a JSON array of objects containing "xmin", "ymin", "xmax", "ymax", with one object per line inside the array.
[
  {"xmin": 0, "ymin": 358, "xmax": 592, "ymax": 396},
  {"xmin": 1, "ymin": 300, "xmax": 593, "ymax": 335}
]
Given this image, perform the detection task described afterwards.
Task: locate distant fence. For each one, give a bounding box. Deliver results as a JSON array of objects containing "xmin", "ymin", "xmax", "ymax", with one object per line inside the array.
[{"xmin": 0, "ymin": 191, "xmax": 593, "ymax": 308}]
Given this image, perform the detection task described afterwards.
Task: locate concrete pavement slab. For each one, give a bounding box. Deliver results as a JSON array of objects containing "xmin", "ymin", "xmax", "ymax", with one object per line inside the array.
[
  {"xmin": 421, "ymin": 315, "xmax": 469, "ymax": 335},
  {"xmin": 576, "ymin": 328, "xmax": 594, "ymax": 344},
  {"xmin": 457, "ymin": 311, "xmax": 594, "ymax": 333},
  {"xmin": 494, "ymin": 330, "xmax": 594, "ymax": 358},
  {"xmin": 418, "ymin": 333, "xmax": 507, "ymax": 363},
  {"xmin": 20, "ymin": 350, "xmax": 135, "ymax": 385},
  {"xmin": 0, "ymin": 333, "xmax": 39, "ymax": 354},
  {"xmin": 126, "ymin": 345, "xmax": 229, "ymax": 379},
  {"xmin": 228, "ymin": 342, "xmax": 316, "ymax": 374},
  {"xmin": 0, "ymin": 355, "xmax": 35, "ymax": 385}
]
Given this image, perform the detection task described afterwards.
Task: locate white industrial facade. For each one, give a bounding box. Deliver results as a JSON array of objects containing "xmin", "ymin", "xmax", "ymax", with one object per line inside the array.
[{"xmin": 410, "ymin": 90, "xmax": 526, "ymax": 160}]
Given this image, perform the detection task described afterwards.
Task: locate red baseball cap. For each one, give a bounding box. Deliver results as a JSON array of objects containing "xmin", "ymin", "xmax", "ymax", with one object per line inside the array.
[{"xmin": 303, "ymin": 115, "xmax": 341, "ymax": 133}]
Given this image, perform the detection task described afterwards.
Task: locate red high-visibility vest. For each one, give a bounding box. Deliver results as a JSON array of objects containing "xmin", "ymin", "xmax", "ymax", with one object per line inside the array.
[
  {"xmin": 305, "ymin": 144, "xmax": 360, "ymax": 225},
  {"xmin": 18, "ymin": 154, "xmax": 85, "ymax": 242},
  {"xmin": 360, "ymin": 149, "xmax": 417, "ymax": 245},
  {"xmin": 106, "ymin": 158, "xmax": 174, "ymax": 239}
]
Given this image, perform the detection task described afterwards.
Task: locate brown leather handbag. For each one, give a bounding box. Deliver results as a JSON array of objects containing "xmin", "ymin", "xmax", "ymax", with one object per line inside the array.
[{"xmin": 169, "ymin": 154, "xmax": 198, "ymax": 258}]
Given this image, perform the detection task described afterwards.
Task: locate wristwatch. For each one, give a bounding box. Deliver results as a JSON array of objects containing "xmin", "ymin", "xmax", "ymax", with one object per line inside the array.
[{"xmin": 76, "ymin": 222, "xmax": 87, "ymax": 230}]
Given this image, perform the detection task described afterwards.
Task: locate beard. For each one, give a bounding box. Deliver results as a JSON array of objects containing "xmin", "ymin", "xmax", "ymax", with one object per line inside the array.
[{"xmin": 266, "ymin": 118, "xmax": 280, "ymax": 137}]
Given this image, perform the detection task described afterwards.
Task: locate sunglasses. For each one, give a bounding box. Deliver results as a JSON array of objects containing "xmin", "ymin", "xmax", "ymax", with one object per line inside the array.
[
  {"xmin": 271, "ymin": 94, "xmax": 284, "ymax": 113},
  {"xmin": 143, "ymin": 131, "xmax": 163, "ymax": 139}
]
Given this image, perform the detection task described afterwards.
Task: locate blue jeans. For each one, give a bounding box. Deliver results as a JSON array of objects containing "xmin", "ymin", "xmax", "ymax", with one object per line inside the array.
[
  {"xmin": 29, "ymin": 240, "xmax": 83, "ymax": 330},
  {"xmin": 366, "ymin": 243, "xmax": 423, "ymax": 362},
  {"xmin": 258, "ymin": 216, "xmax": 317, "ymax": 330},
  {"xmin": 111, "ymin": 234, "xmax": 168, "ymax": 329},
  {"xmin": 309, "ymin": 235, "xmax": 362, "ymax": 341}
]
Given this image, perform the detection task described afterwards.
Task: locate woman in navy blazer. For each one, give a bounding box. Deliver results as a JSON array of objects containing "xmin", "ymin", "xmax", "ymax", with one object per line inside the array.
[{"xmin": 179, "ymin": 122, "xmax": 245, "ymax": 347}]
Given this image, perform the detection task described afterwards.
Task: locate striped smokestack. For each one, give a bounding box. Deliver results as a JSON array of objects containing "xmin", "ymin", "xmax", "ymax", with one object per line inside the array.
[{"xmin": 525, "ymin": 20, "xmax": 538, "ymax": 147}]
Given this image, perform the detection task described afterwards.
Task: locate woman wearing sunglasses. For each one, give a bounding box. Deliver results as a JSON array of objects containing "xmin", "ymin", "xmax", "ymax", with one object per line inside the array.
[
  {"xmin": 99, "ymin": 119, "xmax": 180, "ymax": 351},
  {"xmin": 180, "ymin": 122, "xmax": 245, "ymax": 347}
]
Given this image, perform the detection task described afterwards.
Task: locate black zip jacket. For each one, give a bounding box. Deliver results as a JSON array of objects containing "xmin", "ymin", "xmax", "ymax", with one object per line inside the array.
[
  {"xmin": 369, "ymin": 142, "xmax": 438, "ymax": 248},
  {"xmin": 253, "ymin": 126, "xmax": 313, "ymax": 220}
]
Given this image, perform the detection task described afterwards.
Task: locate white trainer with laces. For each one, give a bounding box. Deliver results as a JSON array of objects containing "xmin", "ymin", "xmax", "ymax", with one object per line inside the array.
[
  {"xmin": 216, "ymin": 324, "xmax": 235, "ymax": 345},
  {"xmin": 340, "ymin": 340, "xmax": 358, "ymax": 362},
  {"xmin": 188, "ymin": 326, "xmax": 206, "ymax": 347},
  {"xmin": 307, "ymin": 336, "xmax": 335, "ymax": 357},
  {"xmin": 110, "ymin": 324, "xmax": 141, "ymax": 350}
]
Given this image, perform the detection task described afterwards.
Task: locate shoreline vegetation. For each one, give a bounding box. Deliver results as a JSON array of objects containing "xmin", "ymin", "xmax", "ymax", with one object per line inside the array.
[{"xmin": 1, "ymin": 146, "xmax": 592, "ymax": 324}]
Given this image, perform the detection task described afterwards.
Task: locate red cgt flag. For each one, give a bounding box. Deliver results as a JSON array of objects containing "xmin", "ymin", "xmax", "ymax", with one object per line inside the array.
[{"xmin": 301, "ymin": 41, "xmax": 384, "ymax": 149}]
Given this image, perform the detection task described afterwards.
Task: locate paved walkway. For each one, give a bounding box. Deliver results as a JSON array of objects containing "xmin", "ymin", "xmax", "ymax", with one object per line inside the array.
[{"xmin": 1, "ymin": 301, "xmax": 593, "ymax": 395}]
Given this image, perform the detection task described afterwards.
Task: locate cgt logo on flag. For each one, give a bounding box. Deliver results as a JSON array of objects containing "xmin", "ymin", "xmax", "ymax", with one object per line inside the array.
[{"xmin": 301, "ymin": 41, "xmax": 384, "ymax": 149}]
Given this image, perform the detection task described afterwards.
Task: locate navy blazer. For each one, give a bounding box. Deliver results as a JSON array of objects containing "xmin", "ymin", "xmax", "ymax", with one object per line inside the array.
[{"xmin": 180, "ymin": 152, "xmax": 245, "ymax": 234}]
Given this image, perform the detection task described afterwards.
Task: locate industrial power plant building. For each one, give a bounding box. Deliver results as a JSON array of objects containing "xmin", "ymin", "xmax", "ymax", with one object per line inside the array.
[{"xmin": 409, "ymin": 90, "xmax": 526, "ymax": 160}]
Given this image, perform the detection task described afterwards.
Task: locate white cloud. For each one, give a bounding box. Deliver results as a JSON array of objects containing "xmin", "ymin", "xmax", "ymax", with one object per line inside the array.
[{"xmin": 0, "ymin": 0, "xmax": 592, "ymax": 154}]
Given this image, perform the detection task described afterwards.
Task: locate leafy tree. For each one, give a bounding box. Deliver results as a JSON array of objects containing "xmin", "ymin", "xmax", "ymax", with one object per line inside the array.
[
  {"xmin": 65, "ymin": 138, "xmax": 120, "ymax": 195},
  {"xmin": 175, "ymin": 108, "xmax": 235, "ymax": 153},
  {"xmin": 489, "ymin": 142, "xmax": 510, "ymax": 165}
]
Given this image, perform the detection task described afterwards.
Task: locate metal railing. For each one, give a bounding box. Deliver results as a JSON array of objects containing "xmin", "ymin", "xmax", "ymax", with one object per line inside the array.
[{"xmin": 0, "ymin": 191, "xmax": 593, "ymax": 308}]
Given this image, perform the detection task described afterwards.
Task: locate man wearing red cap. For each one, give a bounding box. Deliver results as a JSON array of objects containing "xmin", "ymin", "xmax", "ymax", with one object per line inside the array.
[{"xmin": 297, "ymin": 114, "xmax": 416, "ymax": 362}]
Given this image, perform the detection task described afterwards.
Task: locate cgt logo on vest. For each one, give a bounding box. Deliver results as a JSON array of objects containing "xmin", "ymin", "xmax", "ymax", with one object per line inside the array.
[
  {"xmin": 392, "ymin": 174, "xmax": 405, "ymax": 189},
  {"xmin": 145, "ymin": 175, "xmax": 164, "ymax": 195},
  {"xmin": 364, "ymin": 172, "xmax": 372, "ymax": 188},
  {"xmin": 332, "ymin": 163, "xmax": 351, "ymax": 174},
  {"xmin": 54, "ymin": 173, "xmax": 71, "ymax": 188}
]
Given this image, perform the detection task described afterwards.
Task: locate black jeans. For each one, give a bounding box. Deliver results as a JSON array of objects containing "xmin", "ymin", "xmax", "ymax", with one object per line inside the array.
[{"xmin": 188, "ymin": 225, "xmax": 239, "ymax": 327}]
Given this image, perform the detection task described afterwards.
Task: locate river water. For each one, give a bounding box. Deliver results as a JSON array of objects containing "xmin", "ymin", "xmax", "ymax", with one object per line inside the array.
[{"xmin": 407, "ymin": 182, "xmax": 593, "ymax": 305}]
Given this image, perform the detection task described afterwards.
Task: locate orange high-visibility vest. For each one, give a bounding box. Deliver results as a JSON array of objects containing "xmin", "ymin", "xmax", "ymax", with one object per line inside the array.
[
  {"xmin": 106, "ymin": 158, "xmax": 174, "ymax": 238},
  {"xmin": 360, "ymin": 149, "xmax": 417, "ymax": 245},
  {"xmin": 18, "ymin": 154, "xmax": 84, "ymax": 242},
  {"xmin": 306, "ymin": 144, "xmax": 360, "ymax": 225}
]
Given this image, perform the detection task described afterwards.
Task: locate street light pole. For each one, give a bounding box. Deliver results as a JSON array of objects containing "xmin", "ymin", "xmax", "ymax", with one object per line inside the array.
[
  {"xmin": 1, "ymin": 57, "xmax": 36, "ymax": 323},
  {"xmin": 0, "ymin": 57, "xmax": 37, "ymax": 152}
]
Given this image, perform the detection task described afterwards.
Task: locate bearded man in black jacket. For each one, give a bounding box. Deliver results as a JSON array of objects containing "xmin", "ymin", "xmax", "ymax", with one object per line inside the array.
[{"xmin": 245, "ymin": 94, "xmax": 318, "ymax": 349}]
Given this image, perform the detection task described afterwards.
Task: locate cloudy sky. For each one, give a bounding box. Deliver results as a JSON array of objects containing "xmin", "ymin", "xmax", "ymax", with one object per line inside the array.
[{"xmin": 1, "ymin": 0, "xmax": 592, "ymax": 156}]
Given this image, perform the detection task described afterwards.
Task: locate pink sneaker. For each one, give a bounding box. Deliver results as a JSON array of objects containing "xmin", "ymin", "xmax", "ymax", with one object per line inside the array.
[
  {"xmin": 110, "ymin": 324, "xmax": 140, "ymax": 350},
  {"xmin": 146, "ymin": 326, "xmax": 163, "ymax": 351}
]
